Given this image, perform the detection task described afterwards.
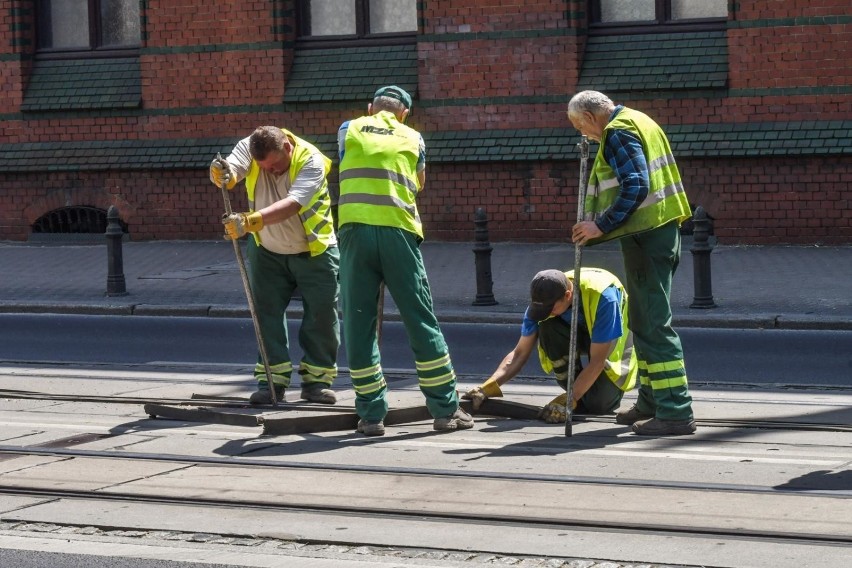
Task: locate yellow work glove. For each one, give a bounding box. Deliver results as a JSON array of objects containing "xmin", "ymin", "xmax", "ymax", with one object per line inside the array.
[
  {"xmin": 462, "ymin": 377, "xmax": 503, "ymax": 411},
  {"xmin": 223, "ymin": 212, "xmax": 263, "ymax": 240},
  {"xmin": 210, "ymin": 158, "xmax": 237, "ymax": 190},
  {"xmin": 537, "ymin": 393, "xmax": 578, "ymax": 424}
]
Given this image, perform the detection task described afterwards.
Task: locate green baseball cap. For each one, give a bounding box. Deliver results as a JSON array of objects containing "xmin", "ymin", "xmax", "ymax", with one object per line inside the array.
[{"xmin": 373, "ymin": 85, "xmax": 412, "ymax": 109}]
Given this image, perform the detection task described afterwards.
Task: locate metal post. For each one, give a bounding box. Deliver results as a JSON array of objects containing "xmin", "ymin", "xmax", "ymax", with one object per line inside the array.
[
  {"xmin": 105, "ymin": 205, "xmax": 127, "ymax": 297},
  {"xmin": 689, "ymin": 206, "xmax": 717, "ymax": 309},
  {"xmin": 472, "ymin": 207, "xmax": 498, "ymax": 306},
  {"xmin": 566, "ymin": 135, "xmax": 589, "ymax": 437}
]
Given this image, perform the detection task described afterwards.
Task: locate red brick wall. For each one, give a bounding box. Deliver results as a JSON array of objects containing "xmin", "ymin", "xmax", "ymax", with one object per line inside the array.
[
  {"xmin": 417, "ymin": 155, "xmax": 852, "ymax": 246},
  {"xmin": 0, "ymin": 0, "xmax": 849, "ymax": 244}
]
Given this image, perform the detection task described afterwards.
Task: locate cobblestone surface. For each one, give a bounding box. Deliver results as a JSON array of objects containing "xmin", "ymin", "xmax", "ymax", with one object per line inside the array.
[{"xmin": 0, "ymin": 520, "xmax": 700, "ymax": 567}]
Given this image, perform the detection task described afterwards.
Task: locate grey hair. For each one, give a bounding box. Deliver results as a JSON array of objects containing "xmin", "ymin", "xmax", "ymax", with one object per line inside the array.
[
  {"xmin": 249, "ymin": 126, "xmax": 287, "ymax": 161},
  {"xmin": 567, "ymin": 90, "xmax": 614, "ymax": 117},
  {"xmin": 372, "ymin": 95, "xmax": 406, "ymax": 115}
]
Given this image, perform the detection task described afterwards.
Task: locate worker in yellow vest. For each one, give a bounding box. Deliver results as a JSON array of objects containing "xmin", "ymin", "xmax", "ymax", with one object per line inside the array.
[
  {"xmin": 568, "ymin": 90, "xmax": 696, "ymax": 436},
  {"xmin": 464, "ymin": 268, "xmax": 637, "ymax": 422},
  {"xmin": 209, "ymin": 126, "xmax": 340, "ymax": 406},
  {"xmin": 337, "ymin": 86, "xmax": 473, "ymax": 437}
]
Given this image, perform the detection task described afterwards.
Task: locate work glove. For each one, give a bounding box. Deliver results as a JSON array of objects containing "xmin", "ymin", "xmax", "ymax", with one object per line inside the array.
[
  {"xmin": 462, "ymin": 377, "xmax": 503, "ymax": 411},
  {"xmin": 210, "ymin": 157, "xmax": 237, "ymax": 190},
  {"xmin": 223, "ymin": 211, "xmax": 263, "ymax": 240},
  {"xmin": 537, "ymin": 393, "xmax": 577, "ymax": 424}
]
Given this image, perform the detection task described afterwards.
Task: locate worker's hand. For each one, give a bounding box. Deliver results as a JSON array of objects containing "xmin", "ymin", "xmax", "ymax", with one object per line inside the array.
[
  {"xmin": 461, "ymin": 378, "xmax": 503, "ymax": 411},
  {"xmin": 210, "ymin": 158, "xmax": 237, "ymax": 190},
  {"xmin": 223, "ymin": 212, "xmax": 263, "ymax": 240},
  {"xmin": 537, "ymin": 393, "xmax": 577, "ymax": 424},
  {"xmin": 571, "ymin": 221, "xmax": 602, "ymax": 246}
]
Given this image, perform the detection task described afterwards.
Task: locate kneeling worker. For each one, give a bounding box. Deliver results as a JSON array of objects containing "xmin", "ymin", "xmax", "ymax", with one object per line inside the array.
[{"xmin": 464, "ymin": 268, "xmax": 637, "ymax": 422}]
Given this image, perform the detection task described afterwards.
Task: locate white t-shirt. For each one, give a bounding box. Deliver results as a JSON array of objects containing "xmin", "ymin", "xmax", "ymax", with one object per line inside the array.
[{"xmin": 227, "ymin": 136, "xmax": 336, "ymax": 255}]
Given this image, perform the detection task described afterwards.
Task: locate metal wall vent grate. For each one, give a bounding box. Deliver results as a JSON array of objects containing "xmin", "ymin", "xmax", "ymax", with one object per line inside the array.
[{"xmin": 32, "ymin": 206, "xmax": 127, "ymax": 234}]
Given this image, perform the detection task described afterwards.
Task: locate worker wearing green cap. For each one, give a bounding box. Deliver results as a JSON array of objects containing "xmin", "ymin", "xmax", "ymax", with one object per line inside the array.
[{"xmin": 337, "ymin": 86, "xmax": 474, "ymax": 437}]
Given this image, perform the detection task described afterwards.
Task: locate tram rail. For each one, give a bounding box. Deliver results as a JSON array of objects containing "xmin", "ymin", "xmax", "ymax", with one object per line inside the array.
[{"xmin": 0, "ymin": 443, "xmax": 849, "ymax": 547}]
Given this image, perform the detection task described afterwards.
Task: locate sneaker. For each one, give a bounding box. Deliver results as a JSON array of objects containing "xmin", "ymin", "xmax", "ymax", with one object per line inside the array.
[
  {"xmin": 632, "ymin": 417, "xmax": 697, "ymax": 436},
  {"xmin": 433, "ymin": 408, "xmax": 474, "ymax": 432},
  {"xmin": 300, "ymin": 383, "xmax": 337, "ymax": 405},
  {"xmin": 248, "ymin": 385, "xmax": 285, "ymax": 405},
  {"xmin": 615, "ymin": 404, "xmax": 654, "ymax": 425},
  {"xmin": 357, "ymin": 419, "xmax": 385, "ymax": 437}
]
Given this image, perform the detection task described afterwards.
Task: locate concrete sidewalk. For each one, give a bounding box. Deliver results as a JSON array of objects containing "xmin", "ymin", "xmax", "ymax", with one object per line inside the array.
[{"xmin": 0, "ymin": 237, "xmax": 850, "ymax": 330}]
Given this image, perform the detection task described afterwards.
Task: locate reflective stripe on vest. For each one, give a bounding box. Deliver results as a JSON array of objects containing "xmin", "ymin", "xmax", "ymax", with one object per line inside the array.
[
  {"xmin": 338, "ymin": 111, "xmax": 423, "ymax": 239},
  {"xmin": 537, "ymin": 267, "xmax": 637, "ymax": 392},
  {"xmin": 244, "ymin": 129, "xmax": 335, "ymax": 257},
  {"xmin": 584, "ymin": 108, "xmax": 692, "ymax": 246}
]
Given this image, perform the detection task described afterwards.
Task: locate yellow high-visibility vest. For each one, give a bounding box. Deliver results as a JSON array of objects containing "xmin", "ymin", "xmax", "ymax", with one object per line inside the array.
[{"xmin": 244, "ymin": 129, "xmax": 335, "ymax": 256}]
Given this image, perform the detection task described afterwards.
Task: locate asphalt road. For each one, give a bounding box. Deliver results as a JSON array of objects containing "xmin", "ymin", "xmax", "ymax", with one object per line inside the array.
[{"xmin": 3, "ymin": 313, "xmax": 850, "ymax": 387}]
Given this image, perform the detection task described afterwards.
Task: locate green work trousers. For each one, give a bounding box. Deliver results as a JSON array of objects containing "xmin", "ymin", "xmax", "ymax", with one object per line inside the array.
[
  {"xmin": 619, "ymin": 221, "xmax": 694, "ymax": 420},
  {"xmin": 246, "ymin": 240, "xmax": 340, "ymax": 390},
  {"xmin": 538, "ymin": 316, "xmax": 624, "ymax": 414},
  {"xmin": 339, "ymin": 223, "xmax": 459, "ymax": 422}
]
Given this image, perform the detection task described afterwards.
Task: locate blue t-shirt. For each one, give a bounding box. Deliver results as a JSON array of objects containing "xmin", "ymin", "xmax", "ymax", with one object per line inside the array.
[{"xmin": 521, "ymin": 285, "xmax": 622, "ymax": 344}]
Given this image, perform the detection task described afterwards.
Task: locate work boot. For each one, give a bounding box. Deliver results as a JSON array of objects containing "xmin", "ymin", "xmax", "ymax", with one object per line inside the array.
[
  {"xmin": 615, "ymin": 404, "xmax": 654, "ymax": 425},
  {"xmin": 632, "ymin": 417, "xmax": 696, "ymax": 436},
  {"xmin": 433, "ymin": 408, "xmax": 474, "ymax": 432},
  {"xmin": 248, "ymin": 384, "xmax": 285, "ymax": 405},
  {"xmin": 300, "ymin": 383, "xmax": 337, "ymax": 405},
  {"xmin": 357, "ymin": 419, "xmax": 385, "ymax": 437}
]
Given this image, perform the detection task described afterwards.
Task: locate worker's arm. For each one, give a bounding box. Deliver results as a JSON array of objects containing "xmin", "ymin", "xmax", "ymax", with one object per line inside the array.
[
  {"xmin": 463, "ymin": 332, "xmax": 537, "ymax": 410},
  {"xmin": 570, "ymin": 339, "xmax": 615, "ymax": 405},
  {"xmin": 488, "ymin": 332, "xmax": 538, "ymax": 387},
  {"xmin": 255, "ymin": 196, "xmax": 301, "ymax": 225},
  {"xmin": 223, "ymin": 152, "xmax": 324, "ymax": 239}
]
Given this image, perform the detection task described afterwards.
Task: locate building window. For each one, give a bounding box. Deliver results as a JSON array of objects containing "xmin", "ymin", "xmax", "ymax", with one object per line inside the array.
[
  {"xmin": 298, "ymin": 0, "xmax": 416, "ymax": 43},
  {"xmin": 37, "ymin": 0, "xmax": 140, "ymax": 55},
  {"xmin": 591, "ymin": 0, "xmax": 726, "ymax": 34}
]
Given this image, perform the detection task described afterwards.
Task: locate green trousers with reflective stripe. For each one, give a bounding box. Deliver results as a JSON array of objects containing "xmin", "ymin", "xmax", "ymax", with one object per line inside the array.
[
  {"xmin": 619, "ymin": 221, "xmax": 694, "ymax": 421},
  {"xmin": 339, "ymin": 223, "xmax": 459, "ymax": 422},
  {"xmin": 247, "ymin": 240, "xmax": 340, "ymax": 390},
  {"xmin": 538, "ymin": 317, "xmax": 624, "ymax": 414}
]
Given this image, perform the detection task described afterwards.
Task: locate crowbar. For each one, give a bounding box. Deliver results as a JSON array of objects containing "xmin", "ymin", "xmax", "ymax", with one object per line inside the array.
[
  {"xmin": 216, "ymin": 153, "xmax": 278, "ymax": 407},
  {"xmin": 565, "ymin": 135, "xmax": 589, "ymax": 437}
]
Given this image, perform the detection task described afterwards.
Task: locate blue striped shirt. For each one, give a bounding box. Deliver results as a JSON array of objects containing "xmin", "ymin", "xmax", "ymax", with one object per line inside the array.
[{"xmin": 595, "ymin": 106, "xmax": 650, "ymax": 235}]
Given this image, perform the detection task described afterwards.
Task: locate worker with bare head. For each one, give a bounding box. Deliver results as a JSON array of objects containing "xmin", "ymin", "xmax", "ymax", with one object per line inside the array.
[
  {"xmin": 248, "ymin": 126, "xmax": 295, "ymax": 176},
  {"xmin": 465, "ymin": 267, "xmax": 637, "ymax": 423},
  {"xmin": 566, "ymin": 89, "xmax": 696, "ymax": 436},
  {"xmin": 209, "ymin": 125, "xmax": 340, "ymax": 406}
]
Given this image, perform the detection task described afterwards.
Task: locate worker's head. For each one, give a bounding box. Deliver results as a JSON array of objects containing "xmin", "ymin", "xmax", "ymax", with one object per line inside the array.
[
  {"xmin": 370, "ymin": 85, "xmax": 412, "ymax": 123},
  {"xmin": 249, "ymin": 126, "xmax": 294, "ymax": 176},
  {"xmin": 567, "ymin": 90, "xmax": 614, "ymax": 142},
  {"xmin": 527, "ymin": 269, "xmax": 574, "ymax": 321}
]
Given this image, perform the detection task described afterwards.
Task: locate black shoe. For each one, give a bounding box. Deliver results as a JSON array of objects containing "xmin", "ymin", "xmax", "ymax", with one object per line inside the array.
[
  {"xmin": 615, "ymin": 404, "xmax": 654, "ymax": 425},
  {"xmin": 249, "ymin": 385, "xmax": 285, "ymax": 405},
  {"xmin": 632, "ymin": 417, "xmax": 696, "ymax": 436}
]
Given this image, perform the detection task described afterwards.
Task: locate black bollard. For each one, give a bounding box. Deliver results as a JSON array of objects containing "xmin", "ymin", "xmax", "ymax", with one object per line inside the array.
[
  {"xmin": 472, "ymin": 207, "xmax": 497, "ymax": 306},
  {"xmin": 689, "ymin": 206, "xmax": 716, "ymax": 309},
  {"xmin": 105, "ymin": 205, "xmax": 128, "ymax": 296}
]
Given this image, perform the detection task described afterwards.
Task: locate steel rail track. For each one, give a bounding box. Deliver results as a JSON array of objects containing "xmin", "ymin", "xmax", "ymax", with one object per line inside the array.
[
  {"xmin": 1, "ymin": 444, "xmax": 850, "ymax": 500},
  {"xmin": 3, "ymin": 387, "xmax": 851, "ymax": 433},
  {"xmin": 0, "ymin": 445, "xmax": 849, "ymax": 548}
]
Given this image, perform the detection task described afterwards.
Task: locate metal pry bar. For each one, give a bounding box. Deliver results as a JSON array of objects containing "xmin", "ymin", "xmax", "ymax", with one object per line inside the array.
[
  {"xmin": 216, "ymin": 153, "xmax": 278, "ymax": 407},
  {"xmin": 565, "ymin": 135, "xmax": 589, "ymax": 437}
]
